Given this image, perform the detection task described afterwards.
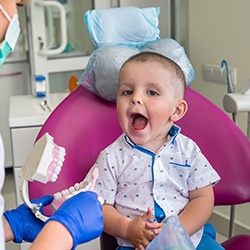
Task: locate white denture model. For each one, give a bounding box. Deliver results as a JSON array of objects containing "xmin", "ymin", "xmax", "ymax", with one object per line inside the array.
[
  {"xmin": 50, "ymin": 167, "xmax": 103, "ymax": 212},
  {"xmin": 50, "ymin": 167, "xmax": 103, "ymax": 214},
  {"xmin": 19, "ymin": 132, "xmax": 102, "ymax": 222}
]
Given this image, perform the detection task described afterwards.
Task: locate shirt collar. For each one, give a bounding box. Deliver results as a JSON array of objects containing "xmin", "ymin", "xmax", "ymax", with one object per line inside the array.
[{"xmin": 169, "ymin": 124, "xmax": 181, "ymax": 144}]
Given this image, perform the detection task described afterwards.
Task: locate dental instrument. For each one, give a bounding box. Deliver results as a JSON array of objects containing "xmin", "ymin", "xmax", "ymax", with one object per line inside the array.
[{"xmin": 40, "ymin": 100, "xmax": 52, "ymax": 112}]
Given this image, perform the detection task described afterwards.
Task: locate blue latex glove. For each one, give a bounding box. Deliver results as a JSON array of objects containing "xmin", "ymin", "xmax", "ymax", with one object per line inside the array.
[
  {"xmin": 47, "ymin": 191, "xmax": 103, "ymax": 249},
  {"xmin": 3, "ymin": 195, "xmax": 53, "ymax": 243}
]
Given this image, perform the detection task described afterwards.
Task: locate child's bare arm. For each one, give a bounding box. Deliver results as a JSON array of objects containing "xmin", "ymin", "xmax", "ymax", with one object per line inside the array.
[
  {"xmin": 103, "ymin": 204, "xmax": 156, "ymax": 248},
  {"xmin": 102, "ymin": 204, "xmax": 130, "ymax": 239},
  {"xmin": 178, "ymin": 184, "xmax": 214, "ymax": 236}
]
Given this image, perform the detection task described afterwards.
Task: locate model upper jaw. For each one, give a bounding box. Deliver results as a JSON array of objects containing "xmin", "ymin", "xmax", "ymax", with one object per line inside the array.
[
  {"xmin": 131, "ymin": 113, "xmax": 148, "ymax": 130},
  {"xmin": 19, "ymin": 133, "xmax": 65, "ymax": 184}
]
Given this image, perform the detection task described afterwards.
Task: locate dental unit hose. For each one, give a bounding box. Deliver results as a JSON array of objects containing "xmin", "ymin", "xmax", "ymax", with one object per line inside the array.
[
  {"xmin": 221, "ymin": 59, "xmax": 237, "ymax": 123},
  {"xmin": 221, "ymin": 60, "xmax": 234, "ymax": 94}
]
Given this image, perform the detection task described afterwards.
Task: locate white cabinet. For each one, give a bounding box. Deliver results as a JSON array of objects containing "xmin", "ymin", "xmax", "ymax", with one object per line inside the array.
[{"xmin": 11, "ymin": 127, "xmax": 41, "ymax": 168}]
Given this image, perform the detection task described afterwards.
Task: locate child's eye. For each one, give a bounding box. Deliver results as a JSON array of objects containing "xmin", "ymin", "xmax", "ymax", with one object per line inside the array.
[
  {"xmin": 122, "ymin": 90, "xmax": 133, "ymax": 96},
  {"xmin": 147, "ymin": 90, "xmax": 159, "ymax": 96}
]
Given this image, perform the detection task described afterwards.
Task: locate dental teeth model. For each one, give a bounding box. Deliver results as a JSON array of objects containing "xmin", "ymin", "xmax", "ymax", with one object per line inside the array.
[
  {"xmin": 51, "ymin": 168, "xmax": 104, "ymax": 211},
  {"xmin": 19, "ymin": 133, "xmax": 103, "ymax": 222},
  {"xmin": 19, "ymin": 132, "xmax": 66, "ymax": 222},
  {"xmin": 19, "ymin": 133, "xmax": 66, "ymax": 184},
  {"xmin": 51, "ymin": 181, "xmax": 90, "ymax": 211}
]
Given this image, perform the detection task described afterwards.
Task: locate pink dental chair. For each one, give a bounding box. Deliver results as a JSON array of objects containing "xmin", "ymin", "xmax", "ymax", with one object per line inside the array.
[{"xmin": 29, "ymin": 85, "xmax": 250, "ymax": 250}]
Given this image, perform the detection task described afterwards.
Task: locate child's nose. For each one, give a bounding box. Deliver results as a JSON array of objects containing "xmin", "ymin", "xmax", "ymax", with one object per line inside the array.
[{"xmin": 131, "ymin": 93, "xmax": 142, "ymax": 105}]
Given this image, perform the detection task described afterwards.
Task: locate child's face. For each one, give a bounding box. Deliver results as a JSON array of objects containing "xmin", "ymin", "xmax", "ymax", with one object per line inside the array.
[{"xmin": 117, "ymin": 60, "xmax": 186, "ymax": 151}]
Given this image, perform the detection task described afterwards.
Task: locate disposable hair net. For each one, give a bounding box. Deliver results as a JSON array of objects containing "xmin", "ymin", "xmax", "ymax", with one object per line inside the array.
[
  {"xmin": 78, "ymin": 7, "xmax": 195, "ymax": 102},
  {"xmin": 84, "ymin": 7, "xmax": 160, "ymax": 48},
  {"xmin": 78, "ymin": 39, "xmax": 195, "ymax": 102},
  {"xmin": 142, "ymin": 38, "xmax": 195, "ymax": 86},
  {"xmin": 80, "ymin": 45, "xmax": 140, "ymax": 102}
]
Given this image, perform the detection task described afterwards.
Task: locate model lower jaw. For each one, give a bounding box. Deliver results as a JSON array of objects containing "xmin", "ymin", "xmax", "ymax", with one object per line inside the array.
[
  {"xmin": 51, "ymin": 168, "xmax": 103, "ymax": 210},
  {"xmin": 51, "ymin": 180, "xmax": 91, "ymax": 210}
]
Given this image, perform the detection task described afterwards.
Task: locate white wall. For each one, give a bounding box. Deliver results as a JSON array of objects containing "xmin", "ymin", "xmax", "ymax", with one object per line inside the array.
[
  {"xmin": 188, "ymin": 0, "xmax": 250, "ymax": 134},
  {"xmin": 187, "ymin": 0, "xmax": 250, "ymax": 235}
]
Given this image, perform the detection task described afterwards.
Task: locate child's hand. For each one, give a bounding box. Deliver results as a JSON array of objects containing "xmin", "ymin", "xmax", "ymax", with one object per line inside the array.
[
  {"xmin": 127, "ymin": 208, "xmax": 156, "ymax": 249},
  {"xmin": 144, "ymin": 220, "xmax": 165, "ymax": 235}
]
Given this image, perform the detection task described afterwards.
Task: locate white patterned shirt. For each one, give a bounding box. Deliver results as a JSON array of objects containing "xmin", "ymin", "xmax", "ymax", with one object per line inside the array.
[{"xmin": 92, "ymin": 125, "xmax": 220, "ymax": 247}]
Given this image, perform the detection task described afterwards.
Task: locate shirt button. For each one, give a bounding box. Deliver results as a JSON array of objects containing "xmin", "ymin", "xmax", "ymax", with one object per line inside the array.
[{"xmin": 156, "ymin": 195, "xmax": 161, "ymax": 200}]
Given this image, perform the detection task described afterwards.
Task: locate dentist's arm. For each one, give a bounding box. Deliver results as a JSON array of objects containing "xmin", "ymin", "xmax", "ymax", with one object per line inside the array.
[
  {"xmin": 30, "ymin": 191, "xmax": 103, "ymax": 250},
  {"xmin": 29, "ymin": 220, "xmax": 73, "ymax": 249},
  {"xmin": 3, "ymin": 216, "xmax": 14, "ymax": 242}
]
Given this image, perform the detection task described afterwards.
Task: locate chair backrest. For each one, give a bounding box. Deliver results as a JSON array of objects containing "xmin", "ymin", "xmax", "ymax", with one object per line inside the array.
[
  {"xmin": 29, "ymin": 85, "xmax": 250, "ymax": 208},
  {"xmin": 176, "ymin": 88, "xmax": 250, "ymax": 206}
]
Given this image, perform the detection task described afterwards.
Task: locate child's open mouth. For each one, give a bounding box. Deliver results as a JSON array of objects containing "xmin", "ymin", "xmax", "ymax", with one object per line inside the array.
[{"xmin": 131, "ymin": 113, "xmax": 148, "ymax": 130}]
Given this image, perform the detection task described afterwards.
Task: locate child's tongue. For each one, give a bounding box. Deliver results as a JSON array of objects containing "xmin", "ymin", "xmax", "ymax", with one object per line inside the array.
[{"xmin": 133, "ymin": 115, "xmax": 147, "ymax": 130}]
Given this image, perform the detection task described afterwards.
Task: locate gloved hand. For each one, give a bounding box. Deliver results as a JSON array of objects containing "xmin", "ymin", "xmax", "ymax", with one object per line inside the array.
[
  {"xmin": 3, "ymin": 195, "xmax": 53, "ymax": 243},
  {"xmin": 47, "ymin": 191, "xmax": 103, "ymax": 249}
]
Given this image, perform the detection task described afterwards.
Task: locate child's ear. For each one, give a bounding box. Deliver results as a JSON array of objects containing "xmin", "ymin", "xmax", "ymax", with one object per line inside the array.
[{"xmin": 170, "ymin": 100, "xmax": 188, "ymax": 122}]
